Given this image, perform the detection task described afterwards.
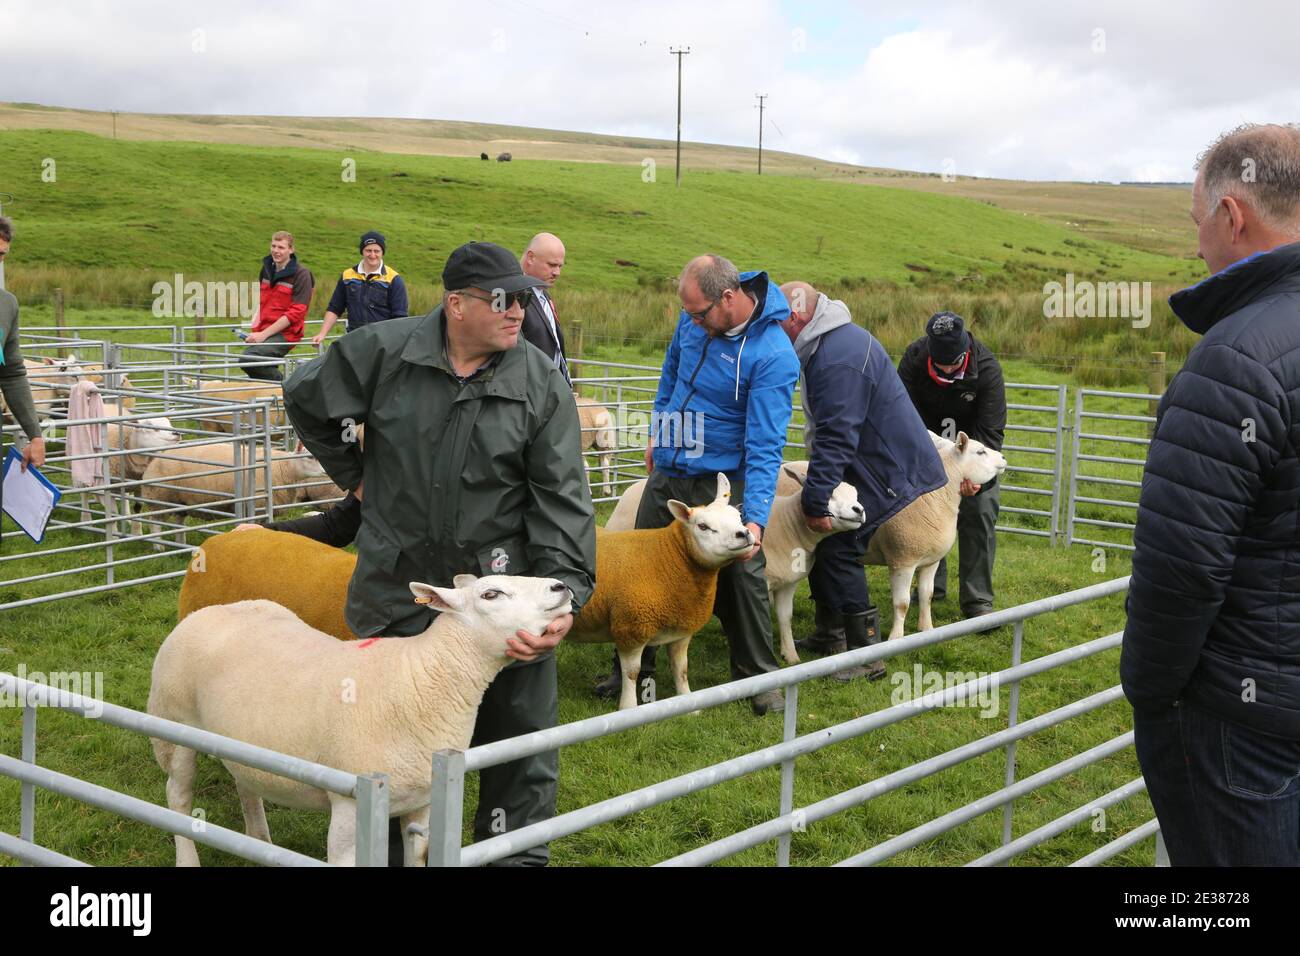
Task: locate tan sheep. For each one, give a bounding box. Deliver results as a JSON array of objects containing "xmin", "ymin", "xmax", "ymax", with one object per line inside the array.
[
  {"xmin": 574, "ymin": 394, "xmax": 616, "ymax": 494},
  {"xmin": 568, "ymin": 473, "xmax": 755, "ymax": 710},
  {"xmin": 178, "ymin": 528, "xmax": 359, "ymax": 642}
]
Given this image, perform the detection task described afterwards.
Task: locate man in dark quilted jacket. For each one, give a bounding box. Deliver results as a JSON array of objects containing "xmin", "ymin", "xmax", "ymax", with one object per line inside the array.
[{"xmin": 1122, "ymin": 123, "xmax": 1300, "ymax": 866}]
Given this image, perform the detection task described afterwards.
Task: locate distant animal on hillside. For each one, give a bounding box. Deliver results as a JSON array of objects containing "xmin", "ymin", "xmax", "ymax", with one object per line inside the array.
[
  {"xmin": 496, "ymin": 152, "xmax": 513, "ymax": 162},
  {"xmin": 480, "ymin": 152, "xmax": 489, "ymax": 160}
]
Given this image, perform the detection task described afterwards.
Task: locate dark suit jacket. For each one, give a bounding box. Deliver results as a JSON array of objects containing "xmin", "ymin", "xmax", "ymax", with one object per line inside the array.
[{"xmin": 522, "ymin": 291, "xmax": 567, "ymax": 370}]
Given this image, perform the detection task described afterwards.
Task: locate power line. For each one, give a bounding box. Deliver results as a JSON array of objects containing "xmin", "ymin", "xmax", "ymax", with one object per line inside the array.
[{"xmin": 755, "ymin": 94, "xmax": 767, "ymax": 175}]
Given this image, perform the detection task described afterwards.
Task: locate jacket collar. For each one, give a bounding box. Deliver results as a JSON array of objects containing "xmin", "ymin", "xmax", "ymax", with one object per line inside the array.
[
  {"xmin": 1170, "ymin": 241, "xmax": 1300, "ymax": 335},
  {"xmin": 262, "ymin": 254, "xmax": 299, "ymax": 283},
  {"xmin": 400, "ymin": 306, "xmax": 529, "ymax": 400}
]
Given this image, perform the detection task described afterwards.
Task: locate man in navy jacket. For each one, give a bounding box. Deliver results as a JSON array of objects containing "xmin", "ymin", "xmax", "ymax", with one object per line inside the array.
[
  {"xmin": 780, "ymin": 282, "xmax": 947, "ymax": 679},
  {"xmin": 1121, "ymin": 123, "xmax": 1300, "ymax": 865}
]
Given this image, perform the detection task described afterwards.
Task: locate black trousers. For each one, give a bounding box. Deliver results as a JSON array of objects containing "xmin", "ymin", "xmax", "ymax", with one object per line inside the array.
[
  {"xmin": 933, "ymin": 483, "xmax": 999, "ymax": 613},
  {"xmin": 238, "ymin": 333, "xmax": 292, "ymax": 381},
  {"xmin": 627, "ymin": 470, "xmax": 781, "ymax": 682},
  {"xmin": 808, "ymin": 524, "xmax": 873, "ymax": 615},
  {"xmin": 385, "ymin": 631, "xmax": 558, "ymax": 866}
]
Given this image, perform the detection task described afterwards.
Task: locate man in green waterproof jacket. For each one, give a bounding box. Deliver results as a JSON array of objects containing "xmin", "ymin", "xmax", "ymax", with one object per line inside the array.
[{"xmin": 283, "ymin": 242, "xmax": 596, "ymax": 866}]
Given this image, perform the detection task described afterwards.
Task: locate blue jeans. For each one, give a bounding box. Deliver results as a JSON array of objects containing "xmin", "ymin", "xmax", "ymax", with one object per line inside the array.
[{"xmin": 1133, "ymin": 700, "xmax": 1300, "ymax": 866}]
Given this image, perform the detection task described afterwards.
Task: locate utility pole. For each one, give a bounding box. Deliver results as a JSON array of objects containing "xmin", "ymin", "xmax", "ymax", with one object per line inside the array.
[
  {"xmin": 670, "ymin": 46, "xmax": 690, "ymax": 187},
  {"xmin": 111, "ymin": 111, "xmax": 118, "ymax": 140},
  {"xmin": 755, "ymin": 94, "xmax": 767, "ymax": 175}
]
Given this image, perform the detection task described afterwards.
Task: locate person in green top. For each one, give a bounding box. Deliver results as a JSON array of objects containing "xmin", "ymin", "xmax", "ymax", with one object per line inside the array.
[
  {"xmin": 283, "ymin": 241, "xmax": 596, "ymax": 865},
  {"xmin": 0, "ymin": 216, "xmax": 47, "ymax": 532}
]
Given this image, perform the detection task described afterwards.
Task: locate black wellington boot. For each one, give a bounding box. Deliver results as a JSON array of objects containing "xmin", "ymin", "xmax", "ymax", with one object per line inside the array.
[
  {"xmin": 794, "ymin": 601, "xmax": 847, "ymax": 656},
  {"xmin": 834, "ymin": 607, "xmax": 887, "ymax": 682}
]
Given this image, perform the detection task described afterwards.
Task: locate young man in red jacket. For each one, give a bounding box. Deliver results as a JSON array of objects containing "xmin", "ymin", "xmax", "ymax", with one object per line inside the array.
[{"xmin": 240, "ymin": 231, "xmax": 314, "ymax": 381}]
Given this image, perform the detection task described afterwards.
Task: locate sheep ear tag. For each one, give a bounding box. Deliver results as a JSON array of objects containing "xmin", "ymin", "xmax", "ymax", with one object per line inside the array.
[
  {"xmin": 713, "ymin": 472, "xmax": 732, "ymax": 504},
  {"xmin": 410, "ymin": 582, "xmax": 462, "ymax": 611}
]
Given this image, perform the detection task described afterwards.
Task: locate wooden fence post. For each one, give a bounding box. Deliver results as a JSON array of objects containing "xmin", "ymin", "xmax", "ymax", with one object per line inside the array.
[
  {"xmin": 54, "ymin": 287, "xmax": 66, "ymax": 358},
  {"xmin": 1148, "ymin": 351, "xmax": 1167, "ymax": 436}
]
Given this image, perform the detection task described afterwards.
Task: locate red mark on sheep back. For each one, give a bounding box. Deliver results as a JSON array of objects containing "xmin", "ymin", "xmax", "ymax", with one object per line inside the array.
[{"xmin": 356, "ymin": 637, "xmax": 383, "ymax": 649}]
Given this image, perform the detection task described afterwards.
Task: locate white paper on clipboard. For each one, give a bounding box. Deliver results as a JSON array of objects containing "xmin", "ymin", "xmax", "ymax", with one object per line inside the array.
[{"xmin": 2, "ymin": 446, "xmax": 61, "ymax": 543}]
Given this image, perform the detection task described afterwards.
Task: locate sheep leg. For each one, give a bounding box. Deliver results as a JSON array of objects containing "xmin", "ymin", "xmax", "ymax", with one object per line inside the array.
[
  {"xmin": 666, "ymin": 636, "xmax": 693, "ymax": 699},
  {"xmin": 888, "ymin": 565, "xmax": 917, "ymax": 640},
  {"xmin": 156, "ymin": 741, "xmax": 202, "ymax": 867},
  {"xmin": 616, "ymin": 645, "xmax": 644, "ymax": 711},
  {"xmin": 402, "ymin": 806, "xmax": 429, "ymax": 867},
  {"xmin": 916, "ymin": 561, "xmax": 941, "ymax": 632},
  {"xmin": 773, "ymin": 583, "xmax": 799, "ymax": 665},
  {"xmin": 235, "ymin": 780, "xmax": 272, "ymax": 844},
  {"xmin": 601, "ymin": 452, "xmax": 613, "ymax": 495},
  {"xmin": 326, "ymin": 793, "xmax": 358, "ymax": 867}
]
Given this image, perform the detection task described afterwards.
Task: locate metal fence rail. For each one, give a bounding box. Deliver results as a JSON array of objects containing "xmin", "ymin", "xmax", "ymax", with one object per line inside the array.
[
  {"xmin": 1065, "ymin": 388, "xmax": 1158, "ymax": 552},
  {"xmin": 0, "ymin": 672, "xmax": 389, "ymax": 867},
  {"xmin": 424, "ymin": 576, "xmax": 1157, "ymax": 867}
]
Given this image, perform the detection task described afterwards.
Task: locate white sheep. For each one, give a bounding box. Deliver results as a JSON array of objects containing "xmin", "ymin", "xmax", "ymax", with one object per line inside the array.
[
  {"xmin": 148, "ymin": 573, "xmax": 573, "ymax": 866},
  {"xmin": 106, "ymin": 416, "xmax": 181, "ymax": 481},
  {"xmin": 762, "ymin": 466, "xmax": 866, "ymax": 665},
  {"xmin": 574, "ymin": 394, "xmax": 616, "ymax": 494},
  {"xmin": 860, "ymin": 432, "xmax": 1006, "ymax": 640},
  {"xmin": 569, "ymin": 473, "xmax": 754, "ymax": 710},
  {"xmin": 184, "ymin": 379, "xmax": 287, "ymax": 432},
  {"xmin": 135, "ymin": 442, "xmax": 341, "ymax": 545}
]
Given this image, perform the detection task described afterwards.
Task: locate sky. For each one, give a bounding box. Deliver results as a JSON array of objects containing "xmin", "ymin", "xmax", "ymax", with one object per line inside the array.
[{"xmin": 1, "ymin": 0, "xmax": 1297, "ymax": 182}]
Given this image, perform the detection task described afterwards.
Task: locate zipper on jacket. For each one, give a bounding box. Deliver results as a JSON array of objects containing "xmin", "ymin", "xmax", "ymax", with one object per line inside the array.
[
  {"xmin": 863, "ymin": 456, "xmax": 897, "ymax": 498},
  {"xmin": 669, "ymin": 336, "xmax": 713, "ymax": 471}
]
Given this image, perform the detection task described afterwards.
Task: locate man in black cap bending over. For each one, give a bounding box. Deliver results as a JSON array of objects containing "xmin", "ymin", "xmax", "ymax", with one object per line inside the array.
[
  {"xmin": 896, "ymin": 312, "xmax": 1006, "ymax": 621},
  {"xmin": 283, "ymin": 241, "xmax": 596, "ymax": 865}
]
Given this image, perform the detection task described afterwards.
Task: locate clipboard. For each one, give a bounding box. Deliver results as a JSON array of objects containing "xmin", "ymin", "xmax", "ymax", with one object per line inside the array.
[{"xmin": 2, "ymin": 446, "xmax": 61, "ymax": 543}]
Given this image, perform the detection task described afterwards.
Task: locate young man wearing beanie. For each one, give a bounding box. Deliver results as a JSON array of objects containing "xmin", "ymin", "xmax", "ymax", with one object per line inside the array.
[
  {"xmin": 283, "ymin": 241, "xmax": 596, "ymax": 866},
  {"xmin": 313, "ymin": 230, "xmax": 409, "ymax": 345},
  {"xmin": 240, "ymin": 231, "xmax": 314, "ymax": 381},
  {"xmin": 896, "ymin": 311, "xmax": 1006, "ymax": 621}
]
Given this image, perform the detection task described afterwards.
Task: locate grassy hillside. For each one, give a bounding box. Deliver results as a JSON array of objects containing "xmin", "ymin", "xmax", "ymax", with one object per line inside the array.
[
  {"xmin": 2, "ymin": 102, "xmax": 1199, "ymax": 259},
  {"xmin": 0, "ymin": 129, "xmax": 1200, "ymax": 294}
]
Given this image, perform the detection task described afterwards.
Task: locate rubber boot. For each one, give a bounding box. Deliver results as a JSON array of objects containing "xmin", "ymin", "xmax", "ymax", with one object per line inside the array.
[
  {"xmin": 834, "ymin": 607, "xmax": 886, "ymax": 682},
  {"xmin": 593, "ymin": 646, "xmax": 657, "ymax": 702},
  {"xmin": 794, "ymin": 601, "xmax": 847, "ymax": 657}
]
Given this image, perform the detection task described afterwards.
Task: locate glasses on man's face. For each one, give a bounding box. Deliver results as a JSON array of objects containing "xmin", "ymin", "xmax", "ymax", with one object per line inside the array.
[
  {"xmin": 684, "ymin": 297, "xmax": 721, "ymax": 323},
  {"xmin": 457, "ymin": 289, "xmax": 536, "ymax": 312}
]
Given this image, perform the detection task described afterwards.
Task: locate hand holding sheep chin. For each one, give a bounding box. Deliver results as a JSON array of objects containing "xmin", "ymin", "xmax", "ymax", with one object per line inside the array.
[
  {"xmin": 959, "ymin": 479, "xmax": 981, "ymax": 497},
  {"xmin": 506, "ymin": 612, "xmax": 573, "ymax": 662},
  {"xmin": 741, "ymin": 522, "xmax": 763, "ymax": 561},
  {"xmin": 803, "ymin": 513, "xmax": 833, "ymax": 534}
]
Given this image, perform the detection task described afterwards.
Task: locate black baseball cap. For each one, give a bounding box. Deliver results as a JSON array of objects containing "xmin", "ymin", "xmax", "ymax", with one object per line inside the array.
[
  {"xmin": 926, "ymin": 311, "xmax": 969, "ymax": 365},
  {"xmin": 442, "ymin": 242, "xmax": 545, "ymax": 295}
]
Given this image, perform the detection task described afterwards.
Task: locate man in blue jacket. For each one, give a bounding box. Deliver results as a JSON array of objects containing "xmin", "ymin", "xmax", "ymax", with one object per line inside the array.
[
  {"xmin": 779, "ymin": 281, "xmax": 947, "ymax": 680},
  {"xmin": 1121, "ymin": 123, "xmax": 1300, "ymax": 865},
  {"xmin": 595, "ymin": 254, "xmax": 799, "ymax": 714}
]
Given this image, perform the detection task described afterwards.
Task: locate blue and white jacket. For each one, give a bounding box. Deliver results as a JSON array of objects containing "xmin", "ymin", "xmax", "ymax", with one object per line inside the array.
[{"xmin": 651, "ymin": 271, "xmax": 799, "ymax": 529}]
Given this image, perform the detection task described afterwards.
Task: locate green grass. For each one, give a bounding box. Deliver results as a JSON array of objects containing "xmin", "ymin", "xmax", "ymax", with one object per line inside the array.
[
  {"xmin": 0, "ymin": 345, "xmax": 1154, "ymax": 867},
  {"xmin": 0, "ymin": 501, "xmax": 1146, "ymax": 867}
]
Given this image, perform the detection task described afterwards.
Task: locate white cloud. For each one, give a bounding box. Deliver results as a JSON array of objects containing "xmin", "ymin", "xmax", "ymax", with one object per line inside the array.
[{"xmin": 1, "ymin": 0, "xmax": 1297, "ymax": 182}]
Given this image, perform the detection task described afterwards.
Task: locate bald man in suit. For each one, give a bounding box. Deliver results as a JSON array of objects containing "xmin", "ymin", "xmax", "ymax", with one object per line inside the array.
[{"xmin": 520, "ymin": 232, "xmax": 571, "ymax": 384}]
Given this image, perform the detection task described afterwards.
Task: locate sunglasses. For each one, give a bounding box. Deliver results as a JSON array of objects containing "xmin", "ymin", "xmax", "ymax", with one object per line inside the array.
[{"xmin": 456, "ymin": 288, "xmax": 536, "ymax": 312}]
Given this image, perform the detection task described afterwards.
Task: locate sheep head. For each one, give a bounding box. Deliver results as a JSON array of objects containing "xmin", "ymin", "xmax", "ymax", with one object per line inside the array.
[
  {"xmin": 667, "ymin": 472, "xmax": 755, "ymax": 569},
  {"xmin": 943, "ymin": 431, "xmax": 1007, "ymax": 486},
  {"xmin": 409, "ymin": 574, "xmax": 573, "ymax": 658},
  {"xmin": 780, "ymin": 465, "xmax": 866, "ymax": 533}
]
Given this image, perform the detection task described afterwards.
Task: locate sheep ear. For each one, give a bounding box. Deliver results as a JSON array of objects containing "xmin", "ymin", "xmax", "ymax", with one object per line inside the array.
[
  {"xmin": 667, "ymin": 499, "xmax": 692, "ymax": 522},
  {"xmin": 783, "ymin": 465, "xmax": 806, "ymax": 487},
  {"xmin": 956, "ymin": 432, "xmax": 969, "ymax": 453},
  {"xmin": 409, "ymin": 582, "xmax": 464, "ymax": 611},
  {"xmin": 714, "ymin": 472, "xmax": 731, "ymax": 503},
  {"xmin": 452, "ymin": 573, "xmax": 479, "ymax": 589}
]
